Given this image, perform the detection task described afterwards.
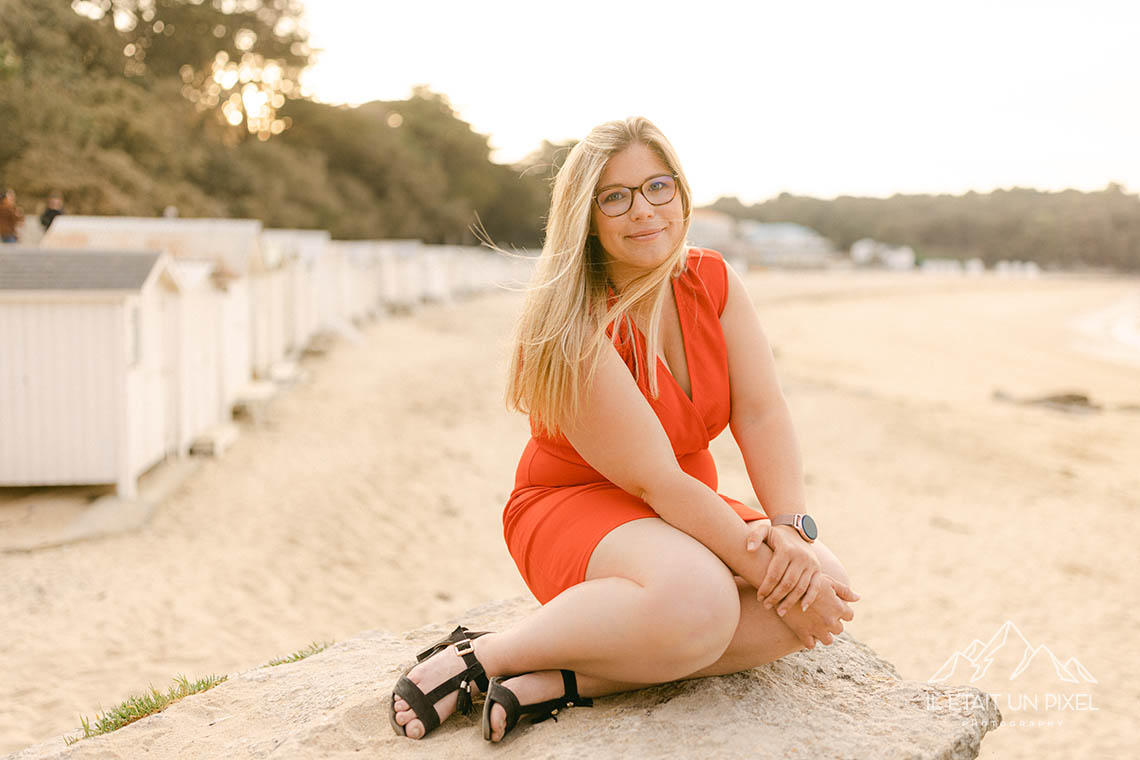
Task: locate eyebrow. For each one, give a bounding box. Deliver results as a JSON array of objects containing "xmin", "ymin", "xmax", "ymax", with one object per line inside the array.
[{"xmin": 595, "ymin": 173, "xmax": 673, "ymax": 193}]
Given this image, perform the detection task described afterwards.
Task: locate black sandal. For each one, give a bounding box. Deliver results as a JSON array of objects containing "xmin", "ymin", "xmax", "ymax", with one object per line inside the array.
[
  {"xmin": 389, "ymin": 624, "xmax": 491, "ymax": 738},
  {"xmin": 481, "ymin": 669, "xmax": 593, "ymax": 742}
]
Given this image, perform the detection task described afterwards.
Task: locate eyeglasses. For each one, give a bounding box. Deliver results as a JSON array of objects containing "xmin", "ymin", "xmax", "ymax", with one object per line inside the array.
[{"xmin": 593, "ymin": 174, "xmax": 679, "ymax": 217}]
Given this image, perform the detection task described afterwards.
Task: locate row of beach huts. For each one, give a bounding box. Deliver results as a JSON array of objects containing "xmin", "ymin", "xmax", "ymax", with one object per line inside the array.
[{"xmin": 0, "ymin": 217, "xmax": 533, "ymax": 498}]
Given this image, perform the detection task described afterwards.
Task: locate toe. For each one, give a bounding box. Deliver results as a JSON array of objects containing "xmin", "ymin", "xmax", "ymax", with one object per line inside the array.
[
  {"xmin": 393, "ymin": 698, "xmax": 409, "ymax": 713},
  {"xmin": 490, "ymin": 703, "xmax": 506, "ymax": 743},
  {"xmin": 405, "ymin": 718, "xmax": 424, "ymax": 739}
]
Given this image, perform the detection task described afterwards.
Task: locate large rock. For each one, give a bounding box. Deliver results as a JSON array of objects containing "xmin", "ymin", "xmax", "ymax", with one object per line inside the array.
[{"xmin": 10, "ymin": 597, "xmax": 1000, "ymax": 759}]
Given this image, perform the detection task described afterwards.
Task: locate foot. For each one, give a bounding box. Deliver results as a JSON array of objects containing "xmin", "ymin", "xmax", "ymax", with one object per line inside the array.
[
  {"xmin": 392, "ymin": 638, "xmax": 487, "ymax": 739},
  {"xmin": 485, "ymin": 670, "xmax": 569, "ymax": 743}
]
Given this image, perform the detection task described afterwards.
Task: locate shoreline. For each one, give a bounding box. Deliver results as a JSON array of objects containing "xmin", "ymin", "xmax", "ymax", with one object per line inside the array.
[{"xmin": 1069, "ymin": 293, "xmax": 1140, "ymax": 369}]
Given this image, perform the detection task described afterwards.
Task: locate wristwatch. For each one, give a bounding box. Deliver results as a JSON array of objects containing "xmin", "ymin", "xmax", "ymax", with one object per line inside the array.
[{"xmin": 771, "ymin": 513, "xmax": 818, "ymax": 543}]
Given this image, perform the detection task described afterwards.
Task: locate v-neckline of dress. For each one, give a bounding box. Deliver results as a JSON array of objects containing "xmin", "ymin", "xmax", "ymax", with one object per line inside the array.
[{"xmin": 630, "ymin": 276, "xmax": 697, "ymax": 407}]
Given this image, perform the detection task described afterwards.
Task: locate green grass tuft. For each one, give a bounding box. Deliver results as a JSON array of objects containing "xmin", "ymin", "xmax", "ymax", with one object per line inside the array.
[
  {"xmin": 63, "ymin": 674, "xmax": 227, "ymax": 746},
  {"xmin": 264, "ymin": 640, "xmax": 332, "ymax": 667}
]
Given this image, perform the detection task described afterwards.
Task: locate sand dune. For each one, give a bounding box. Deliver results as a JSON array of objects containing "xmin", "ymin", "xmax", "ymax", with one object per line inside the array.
[{"xmin": 1, "ymin": 269, "xmax": 1137, "ymax": 758}]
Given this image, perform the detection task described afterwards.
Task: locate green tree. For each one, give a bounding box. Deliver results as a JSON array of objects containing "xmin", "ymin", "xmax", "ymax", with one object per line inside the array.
[{"xmin": 72, "ymin": 0, "xmax": 310, "ymax": 140}]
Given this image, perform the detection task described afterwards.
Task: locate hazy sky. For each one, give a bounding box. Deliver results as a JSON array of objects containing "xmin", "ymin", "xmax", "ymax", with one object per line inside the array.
[{"xmin": 300, "ymin": 1, "xmax": 1139, "ymax": 205}]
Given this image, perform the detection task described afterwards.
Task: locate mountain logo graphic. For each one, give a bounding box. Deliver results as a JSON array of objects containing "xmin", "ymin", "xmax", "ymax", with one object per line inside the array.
[{"xmin": 928, "ymin": 620, "xmax": 1097, "ymax": 685}]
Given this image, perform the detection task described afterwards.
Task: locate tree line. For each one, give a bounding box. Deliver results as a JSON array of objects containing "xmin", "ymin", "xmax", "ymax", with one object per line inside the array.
[
  {"xmin": 0, "ymin": 0, "xmax": 560, "ymax": 246},
  {"xmin": 711, "ymin": 184, "xmax": 1140, "ymax": 272},
  {"xmin": 4, "ymin": 2, "xmax": 1138, "ymax": 267}
]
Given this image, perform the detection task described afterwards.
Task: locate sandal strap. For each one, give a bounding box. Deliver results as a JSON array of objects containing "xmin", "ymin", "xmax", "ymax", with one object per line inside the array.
[
  {"xmin": 415, "ymin": 625, "xmax": 490, "ymax": 694},
  {"xmin": 453, "ymin": 632, "xmax": 489, "ymax": 694},
  {"xmin": 415, "ymin": 625, "xmax": 488, "ymax": 663},
  {"xmin": 528, "ymin": 670, "xmax": 594, "ymax": 725},
  {"xmin": 485, "ymin": 670, "xmax": 593, "ymax": 738},
  {"xmin": 487, "ymin": 677, "xmax": 525, "ymax": 735},
  {"xmin": 393, "ymin": 674, "xmax": 444, "ymax": 735},
  {"xmin": 393, "ymin": 623, "xmax": 491, "ymax": 738},
  {"xmin": 558, "ymin": 669, "xmax": 591, "ymax": 707}
]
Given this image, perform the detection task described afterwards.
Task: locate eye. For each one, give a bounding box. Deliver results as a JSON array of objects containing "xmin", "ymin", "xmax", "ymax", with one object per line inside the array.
[
  {"xmin": 602, "ymin": 190, "xmax": 627, "ymax": 204},
  {"xmin": 647, "ymin": 181, "xmax": 666, "ymax": 192}
]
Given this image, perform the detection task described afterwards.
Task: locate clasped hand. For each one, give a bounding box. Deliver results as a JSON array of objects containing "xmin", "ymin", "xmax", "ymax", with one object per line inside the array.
[{"xmin": 743, "ymin": 522, "xmax": 859, "ymax": 648}]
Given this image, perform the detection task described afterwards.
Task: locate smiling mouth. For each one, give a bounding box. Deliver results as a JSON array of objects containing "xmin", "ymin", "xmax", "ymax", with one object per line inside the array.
[{"xmin": 627, "ymin": 228, "xmax": 665, "ymax": 241}]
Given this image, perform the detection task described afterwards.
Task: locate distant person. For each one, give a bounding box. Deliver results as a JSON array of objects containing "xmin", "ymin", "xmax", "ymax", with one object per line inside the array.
[
  {"xmin": 40, "ymin": 191, "xmax": 64, "ymax": 232},
  {"xmin": 162, "ymin": 205, "xmax": 179, "ymax": 218},
  {"xmin": 389, "ymin": 117, "xmax": 860, "ymax": 744},
  {"xmin": 0, "ymin": 188, "xmax": 24, "ymax": 243}
]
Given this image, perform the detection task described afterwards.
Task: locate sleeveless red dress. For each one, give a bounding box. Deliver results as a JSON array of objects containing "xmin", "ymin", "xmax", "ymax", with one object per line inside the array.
[{"xmin": 502, "ymin": 248, "xmax": 770, "ymax": 604}]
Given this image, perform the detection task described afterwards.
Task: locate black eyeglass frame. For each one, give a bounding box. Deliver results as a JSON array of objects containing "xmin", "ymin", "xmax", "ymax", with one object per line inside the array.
[{"xmin": 592, "ymin": 173, "xmax": 680, "ymax": 217}]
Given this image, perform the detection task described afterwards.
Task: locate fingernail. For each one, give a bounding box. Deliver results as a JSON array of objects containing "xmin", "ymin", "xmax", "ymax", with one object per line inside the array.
[
  {"xmin": 801, "ymin": 602, "xmax": 808, "ymax": 611},
  {"xmin": 778, "ymin": 608, "xmax": 786, "ymax": 617},
  {"xmin": 763, "ymin": 602, "xmax": 771, "ymax": 609},
  {"xmin": 746, "ymin": 540, "xmax": 756, "ymax": 551}
]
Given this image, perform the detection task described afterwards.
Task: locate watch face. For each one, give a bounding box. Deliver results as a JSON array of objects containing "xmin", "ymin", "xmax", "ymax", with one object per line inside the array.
[{"xmin": 801, "ymin": 514, "xmax": 818, "ymax": 540}]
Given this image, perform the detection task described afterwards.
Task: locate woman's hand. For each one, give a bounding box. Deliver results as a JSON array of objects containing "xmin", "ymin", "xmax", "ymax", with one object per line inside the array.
[
  {"xmin": 746, "ymin": 522, "xmax": 823, "ymax": 617},
  {"xmin": 779, "ymin": 573, "xmax": 858, "ymax": 648}
]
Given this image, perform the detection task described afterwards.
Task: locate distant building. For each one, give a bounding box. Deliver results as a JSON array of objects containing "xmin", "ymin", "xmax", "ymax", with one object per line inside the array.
[
  {"xmin": 687, "ymin": 209, "xmax": 835, "ymax": 269},
  {"xmin": 850, "ymin": 238, "xmax": 916, "ymax": 270},
  {"xmin": 739, "ymin": 221, "xmax": 835, "ymax": 268},
  {"xmin": 687, "ymin": 209, "xmax": 744, "ymax": 257},
  {"xmin": 920, "ymin": 258, "xmax": 964, "ymax": 274}
]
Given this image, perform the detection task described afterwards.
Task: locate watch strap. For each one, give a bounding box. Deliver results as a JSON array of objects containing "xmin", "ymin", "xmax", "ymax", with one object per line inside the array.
[{"xmin": 770, "ymin": 513, "xmax": 816, "ymax": 542}]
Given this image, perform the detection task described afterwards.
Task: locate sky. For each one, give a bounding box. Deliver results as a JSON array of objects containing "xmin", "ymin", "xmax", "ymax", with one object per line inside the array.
[{"xmin": 299, "ymin": 0, "xmax": 1140, "ymax": 206}]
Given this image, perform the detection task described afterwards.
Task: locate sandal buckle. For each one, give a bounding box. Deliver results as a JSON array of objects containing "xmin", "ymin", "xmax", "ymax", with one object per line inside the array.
[{"xmin": 454, "ymin": 638, "xmax": 474, "ymax": 657}]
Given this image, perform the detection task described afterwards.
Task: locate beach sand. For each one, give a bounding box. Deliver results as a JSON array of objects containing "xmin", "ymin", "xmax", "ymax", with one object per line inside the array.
[{"xmin": 1, "ymin": 269, "xmax": 1137, "ymax": 758}]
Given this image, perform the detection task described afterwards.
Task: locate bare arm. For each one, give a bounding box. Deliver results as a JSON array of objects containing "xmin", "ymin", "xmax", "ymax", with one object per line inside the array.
[
  {"xmin": 721, "ymin": 262, "xmax": 806, "ymax": 520},
  {"xmin": 561, "ymin": 341, "xmax": 773, "ymax": 588}
]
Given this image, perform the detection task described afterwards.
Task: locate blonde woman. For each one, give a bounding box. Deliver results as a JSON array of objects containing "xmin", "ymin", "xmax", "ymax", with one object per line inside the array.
[{"xmin": 390, "ymin": 117, "xmax": 860, "ymax": 743}]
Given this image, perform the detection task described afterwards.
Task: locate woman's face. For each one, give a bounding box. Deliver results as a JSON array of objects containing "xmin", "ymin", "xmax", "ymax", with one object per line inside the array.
[{"xmin": 591, "ymin": 142, "xmax": 684, "ymax": 290}]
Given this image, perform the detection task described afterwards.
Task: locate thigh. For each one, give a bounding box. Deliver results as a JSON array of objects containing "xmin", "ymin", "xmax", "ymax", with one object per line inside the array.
[
  {"xmin": 586, "ymin": 516, "xmax": 735, "ymax": 594},
  {"xmin": 585, "ymin": 517, "xmax": 742, "ymax": 651}
]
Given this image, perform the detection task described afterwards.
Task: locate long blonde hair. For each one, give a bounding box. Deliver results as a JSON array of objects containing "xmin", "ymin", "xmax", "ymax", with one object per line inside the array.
[{"xmin": 505, "ymin": 117, "xmax": 693, "ymax": 438}]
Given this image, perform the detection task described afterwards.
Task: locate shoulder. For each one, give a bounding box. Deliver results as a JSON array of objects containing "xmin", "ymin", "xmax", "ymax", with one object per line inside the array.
[{"xmin": 679, "ymin": 247, "xmax": 730, "ymax": 316}]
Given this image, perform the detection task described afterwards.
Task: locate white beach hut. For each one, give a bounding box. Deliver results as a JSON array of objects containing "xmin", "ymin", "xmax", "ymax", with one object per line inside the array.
[
  {"xmin": 41, "ymin": 216, "xmax": 261, "ymax": 398},
  {"xmin": 374, "ymin": 239, "xmax": 424, "ymax": 313},
  {"xmin": 418, "ymin": 244, "xmax": 454, "ymax": 304},
  {"xmin": 451, "ymin": 244, "xmax": 514, "ymax": 298},
  {"xmin": 0, "ymin": 250, "xmax": 182, "ymax": 498},
  {"xmin": 312, "ymin": 240, "xmax": 351, "ymax": 335},
  {"xmin": 248, "ymin": 240, "xmax": 290, "ymax": 379},
  {"xmin": 165, "ymin": 259, "xmax": 229, "ymax": 455},
  {"xmin": 328, "ymin": 240, "xmax": 384, "ymax": 321},
  {"xmin": 260, "ymin": 228, "xmax": 329, "ymax": 354}
]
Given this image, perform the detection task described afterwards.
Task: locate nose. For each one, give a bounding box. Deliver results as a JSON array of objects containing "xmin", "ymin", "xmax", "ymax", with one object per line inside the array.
[{"xmin": 628, "ymin": 188, "xmax": 655, "ymax": 220}]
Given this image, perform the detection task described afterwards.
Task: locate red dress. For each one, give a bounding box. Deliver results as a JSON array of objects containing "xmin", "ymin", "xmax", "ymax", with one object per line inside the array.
[{"xmin": 502, "ymin": 248, "xmax": 770, "ymax": 604}]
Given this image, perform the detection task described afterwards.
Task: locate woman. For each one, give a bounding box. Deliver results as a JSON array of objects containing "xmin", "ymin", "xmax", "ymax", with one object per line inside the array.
[{"xmin": 390, "ymin": 117, "xmax": 860, "ymax": 743}]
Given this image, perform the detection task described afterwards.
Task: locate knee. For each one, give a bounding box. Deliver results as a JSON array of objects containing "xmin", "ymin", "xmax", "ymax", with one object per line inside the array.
[
  {"xmin": 813, "ymin": 539, "xmax": 851, "ymax": 588},
  {"xmin": 640, "ymin": 562, "xmax": 740, "ymax": 672}
]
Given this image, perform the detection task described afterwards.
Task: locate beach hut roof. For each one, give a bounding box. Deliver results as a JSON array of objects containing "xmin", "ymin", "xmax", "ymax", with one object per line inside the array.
[
  {"xmin": 0, "ymin": 250, "xmax": 173, "ymax": 292},
  {"xmin": 42, "ymin": 216, "xmax": 267, "ymax": 276}
]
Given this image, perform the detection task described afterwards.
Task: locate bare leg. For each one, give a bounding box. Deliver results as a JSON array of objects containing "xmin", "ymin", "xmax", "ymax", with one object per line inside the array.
[
  {"xmin": 483, "ymin": 537, "xmax": 853, "ymax": 740},
  {"xmin": 393, "ymin": 518, "xmax": 851, "ymax": 740}
]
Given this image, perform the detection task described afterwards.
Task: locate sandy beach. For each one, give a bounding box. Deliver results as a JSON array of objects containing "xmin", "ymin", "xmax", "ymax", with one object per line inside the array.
[{"xmin": 2, "ymin": 268, "xmax": 1137, "ymax": 758}]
